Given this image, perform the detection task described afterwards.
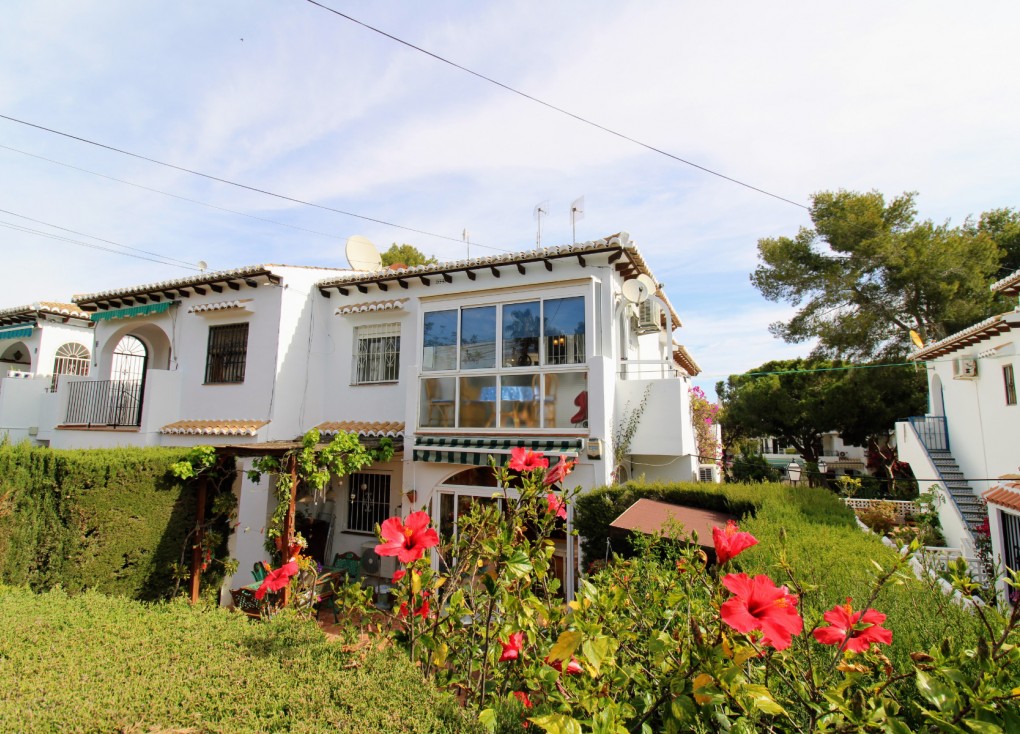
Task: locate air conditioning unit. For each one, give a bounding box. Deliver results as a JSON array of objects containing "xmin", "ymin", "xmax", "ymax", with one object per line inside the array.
[
  {"xmin": 953, "ymin": 358, "xmax": 979, "ymax": 380},
  {"xmin": 698, "ymin": 466, "xmax": 717, "ymax": 483},
  {"xmin": 361, "ymin": 540, "xmax": 395, "ymax": 581},
  {"xmin": 634, "ymin": 300, "xmax": 661, "ymax": 335}
]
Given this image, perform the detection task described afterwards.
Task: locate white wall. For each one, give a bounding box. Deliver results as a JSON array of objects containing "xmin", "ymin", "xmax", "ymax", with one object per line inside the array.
[{"xmin": 0, "ymin": 375, "xmax": 47, "ymax": 441}]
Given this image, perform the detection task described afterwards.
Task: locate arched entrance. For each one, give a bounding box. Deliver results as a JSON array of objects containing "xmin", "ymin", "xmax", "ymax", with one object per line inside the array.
[
  {"xmin": 0, "ymin": 341, "xmax": 32, "ymax": 374},
  {"xmin": 109, "ymin": 335, "xmax": 147, "ymax": 425}
]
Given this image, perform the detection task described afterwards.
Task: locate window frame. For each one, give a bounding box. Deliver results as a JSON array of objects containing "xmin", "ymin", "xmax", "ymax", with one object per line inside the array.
[
  {"xmin": 1005, "ymin": 364, "xmax": 1017, "ymax": 406},
  {"xmin": 352, "ymin": 322, "xmax": 401, "ymax": 385},
  {"xmin": 345, "ymin": 472, "xmax": 392, "ymax": 534},
  {"xmin": 204, "ymin": 322, "xmax": 249, "ymax": 385}
]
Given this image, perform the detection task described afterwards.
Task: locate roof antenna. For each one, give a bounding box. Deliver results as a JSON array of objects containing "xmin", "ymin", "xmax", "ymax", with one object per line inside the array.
[
  {"xmin": 463, "ymin": 228, "xmax": 470, "ymax": 260},
  {"xmin": 570, "ymin": 195, "xmax": 585, "ymax": 245},
  {"xmin": 534, "ymin": 201, "xmax": 549, "ymax": 251}
]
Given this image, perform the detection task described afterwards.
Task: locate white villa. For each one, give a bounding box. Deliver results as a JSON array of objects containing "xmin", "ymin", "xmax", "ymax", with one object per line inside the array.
[
  {"xmin": 897, "ymin": 267, "xmax": 1020, "ymax": 597},
  {"xmin": 0, "ymin": 233, "xmax": 703, "ymax": 600}
]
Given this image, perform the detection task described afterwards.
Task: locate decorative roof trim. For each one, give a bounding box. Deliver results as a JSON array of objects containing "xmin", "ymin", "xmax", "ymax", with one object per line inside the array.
[
  {"xmin": 672, "ymin": 343, "xmax": 702, "ymax": 376},
  {"xmin": 160, "ymin": 419, "xmax": 270, "ymax": 436},
  {"xmin": 314, "ymin": 420, "xmax": 405, "ymax": 438},
  {"xmin": 188, "ymin": 299, "xmax": 254, "ymax": 315},
  {"xmin": 991, "ymin": 268, "xmax": 1020, "ymax": 297},
  {"xmin": 910, "ymin": 311, "xmax": 1020, "ymax": 360},
  {"xmin": 334, "ymin": 299, "xmax": 408, "ymax": 316},
  {"xmin": 0, "ymin": 301, "xmax": 93, "ymax": 327},
  {"xmin": 315, "ymin": 233, "xmax": 682, "ymax": 328},
  {"xmin": 73, "ymin": 265, "xmax": 282, "ymax": 307}
]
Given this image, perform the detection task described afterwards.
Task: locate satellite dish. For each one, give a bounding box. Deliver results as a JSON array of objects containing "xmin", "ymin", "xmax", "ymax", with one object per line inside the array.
[
  {"xmin": 636, "ymin": 273, "xmax": 656, "ymax": 295},
  {"xmin": 345, "ymin": 235, "xmax": 382, "ymax": 272},
  {"xmin": 621, "ymin": 279, "xmax": 650, "ymax": 304},
  {"xmin": 909, "ymin": 330, "xmax": 924, "ymax": 349},
  {"xmin": 197, "ymin": 260, "xmax": 208, "ymax": 272}
]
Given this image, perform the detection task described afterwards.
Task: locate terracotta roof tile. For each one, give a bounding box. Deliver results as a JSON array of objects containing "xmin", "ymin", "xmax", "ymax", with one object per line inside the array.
[
  {"xmin": 984, "ymin": 487, "xmax": 1020, "ymax": 512},
  {"xmin": 188, "ymin": 299, "xmax": 254, "ymax": 314},
  {"xmin": 992, "ymin": 268, "xmax": 1020, "ymax": 297},
  {"xmin": 160, "ymin": 419, "xmax": 269, "ymax": 436},
  {"xmin": 335, "ymin": 299, "xmax": 408, "ymax": 316},
  {"xmin": 910, "ymin": 312, "xmax": 1020, "ymax": 360},
  {"xmin": 315, "ymin": 420, "xmax": 404, "ymax": 438}
]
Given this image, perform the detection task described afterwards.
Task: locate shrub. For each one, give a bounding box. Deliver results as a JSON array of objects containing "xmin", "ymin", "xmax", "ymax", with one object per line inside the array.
[
  {"xmin": 0, "ymin": 585, "xmax": 479, "ymax": 733},
  {"xmin": 0, "ymin": 443, "xmax": 231, "ymax": 600},
  {"xmin": 856, "ymin": 500, "xmax": 898, "ymax": 535}
]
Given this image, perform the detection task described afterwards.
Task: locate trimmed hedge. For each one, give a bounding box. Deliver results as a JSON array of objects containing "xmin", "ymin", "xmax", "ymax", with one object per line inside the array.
[
  {"xmin": 0, "ymin": 586, "xmax": 479, "ymax": 733},
  {"xmin": 0, "ymin": 443, "xmax": 224, "ymax": 600},
  {"xmin": 576, "ymin": 481, "xmax": 981, "ymax": 667}
]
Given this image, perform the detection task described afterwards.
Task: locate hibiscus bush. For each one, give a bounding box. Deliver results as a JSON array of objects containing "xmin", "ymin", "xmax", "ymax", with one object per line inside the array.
[{"xmin": 368, "ymin": 451, "xmax": 1020, "ymax": 733}]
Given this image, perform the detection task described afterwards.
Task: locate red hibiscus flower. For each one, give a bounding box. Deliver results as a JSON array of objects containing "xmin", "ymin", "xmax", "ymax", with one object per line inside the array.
[
  {"xmin": 720, "ymin": 573, "xmax": 803, "ymax": 650},
  {"xmin": 712, "ymin": 521, "xmax": 758, "ymax": 565},
  {"xmin": 509, "ymin": 447, "xmax": 549, "ymax": 472},
  {"xmin": 392, "ymin": 569, "xmax": 406, "ymax": 584},
  {"xmin": 513, "ymin": 691, "xmax": 533, "ymax": 709},
  {"xmin": 376, "ymin": 510, "xmax": 440, "ymax": 564},
  {"xmin": 499, "ymin": 631, "xmax": 525, "ymax": 662},
  {"xmin": 545, "ymin": 656, "xmax": 583, "ymax": 674},
  {"xmin": 543, "ymin": 457, "xmax": 576, "ymax": 486},
  {"xmin": 813, "ymin": 598, "xmax": 892, "ymax": 652},
  {"xmin": 397, "ymin": 592, "xmax": 431, "ymax": 619},
  {"xmin": 254, "ymin": 560, "xmax": 299, "ymax": 600},
  {"xmin": 546, "ymin": 492, "xmax": 568, "ymax": 520}
]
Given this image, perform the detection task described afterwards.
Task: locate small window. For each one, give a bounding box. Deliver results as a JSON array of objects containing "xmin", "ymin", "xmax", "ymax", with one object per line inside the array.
[
  {"xmin": 1005, "ymin": 364, "xmax": 1017, "ymax": 406},
  {"xmin": 347, "ymin": 473, "xmax": 391, "ymax": 533},
  {"xmin": 51, "ymin": 342, "xmax": 90, "ymax": 391},
  {"xmin": 204, "ymin": 323, "xmax": 248, "ymax": 384},
  {"xmin": 354, "ymin": 323, "xmax": 400, "ymax": 384}
]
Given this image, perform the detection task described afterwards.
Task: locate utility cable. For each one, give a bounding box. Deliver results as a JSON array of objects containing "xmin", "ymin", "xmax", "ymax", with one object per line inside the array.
[
  {"xmin": 0, "ymin": 207, "xmax": 199, "ymax": 269},
  {"xmin": 0, "ymin": 113, "xmax": 509, "ymax": 251},
  {"xmin": 304, "ymin": 0, "xmax": 809, "ymax": 211}
]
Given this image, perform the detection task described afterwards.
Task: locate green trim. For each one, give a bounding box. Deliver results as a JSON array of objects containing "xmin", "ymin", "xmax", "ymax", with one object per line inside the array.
[
  {"xmin": 412, "ymin": 436, "xmax": 584, "ymax": 466},
  {"xmin": 0, "ymin": 326, "xmax": 34, "ymax": 340},
  {"xmin": 90, "ymin": 301, "xmax": 174, "ymax": 321}
]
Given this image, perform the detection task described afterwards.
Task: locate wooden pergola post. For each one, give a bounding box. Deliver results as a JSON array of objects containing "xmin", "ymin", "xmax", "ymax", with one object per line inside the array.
[
  {"xmin": 281, "ymin": 453, "xmax": 299, "ymax": 607},
  {"xmin": 189, "ymin": 474, "xmax": 208, "ymax": 604}
]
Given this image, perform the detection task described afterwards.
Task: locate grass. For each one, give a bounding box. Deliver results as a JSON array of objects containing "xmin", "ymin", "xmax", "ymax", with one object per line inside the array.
[{"xmin": 0, "ymin": 585, "xmax": 480, "ymax": 734}]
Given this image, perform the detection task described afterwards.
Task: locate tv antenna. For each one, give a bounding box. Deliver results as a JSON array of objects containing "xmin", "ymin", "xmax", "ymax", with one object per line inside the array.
[
  {"xmin": 345, "ymin": 235, "xmax": 382, "ymax": 272},
  {"xmin": 570, "ymin": 196, "xmax": 585, "ymax": 244},
  {"xmin": 534, "ymin": 201, "xmax": 549, "ymax": 251},
  {"xmin": 463, "ymin": 228, "xmax": 471, "ymax": 260}
]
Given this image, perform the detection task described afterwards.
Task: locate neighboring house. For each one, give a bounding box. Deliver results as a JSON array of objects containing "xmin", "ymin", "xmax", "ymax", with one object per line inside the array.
[
  {"xmin": 2, "ymin": 233, "xmax": 702, "ymax": 601},
  {"xmin": 752, "ymin": 432, "xmax": 872, "ymax": 479},
  {"xmin": 0, "ymin": 301, "xmax": 94, "ymax": 443},
  {"xmin": 896, "ymin": 268, "xmax": 1020, "ymax": 589}
]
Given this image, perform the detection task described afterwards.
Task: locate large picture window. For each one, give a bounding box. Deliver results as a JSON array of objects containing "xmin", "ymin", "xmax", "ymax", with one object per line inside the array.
[
  {"xmin": 347, "ymin": 473, "xmax": 391, "ymax": 533},
  {"xmin": 354, "ymin": 323, "xmax": 400, "ymax": 384},
  {"xmin": 204, "ymin": 323, "xmax": 249, "ymax": 384},
  {"xmin": 419, "ymin": 295, "xmax": 587, "ymax": 430}
]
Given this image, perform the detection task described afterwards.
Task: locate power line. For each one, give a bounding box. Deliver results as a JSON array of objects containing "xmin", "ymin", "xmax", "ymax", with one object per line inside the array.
[
  {"xmin": 304, "ymin": 0, "xmax": 809, "ymax": 211},
  {"xmin": 0, "ymin": 113, "xmax": 510, "ymax": 252},
  {"xmin": 0, "ymin": 208, "xmax": 199, "ymax": 270},
  {"xmin": 0, "ymin": 219, "xmax": 202, "ymax": 271}
]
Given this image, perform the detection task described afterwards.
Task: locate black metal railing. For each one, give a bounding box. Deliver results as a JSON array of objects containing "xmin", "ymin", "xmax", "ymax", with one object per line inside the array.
[
  {"xmin": 908, "ymin": 415, "xmax": 949, "ymax": 452},
  {"xmin": 64, "ymin": 379, "xmax": 144, "ymax": 427}
]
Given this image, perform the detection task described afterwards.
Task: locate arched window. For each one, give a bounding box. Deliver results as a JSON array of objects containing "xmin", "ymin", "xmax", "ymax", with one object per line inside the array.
[{"xmin": 51, "ymin": 342, "xmax": 90, "ymax": 390}]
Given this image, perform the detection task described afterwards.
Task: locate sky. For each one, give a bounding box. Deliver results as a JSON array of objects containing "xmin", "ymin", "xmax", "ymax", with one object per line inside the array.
[{"xmin": 2, "ymin": 1, "xmax": 1018, "ymax": 399}]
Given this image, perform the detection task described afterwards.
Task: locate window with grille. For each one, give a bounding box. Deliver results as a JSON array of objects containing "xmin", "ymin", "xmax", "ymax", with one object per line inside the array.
[
  {"xmin": 51, "ymin": 342, "xmax": 90, "ymax": 391},
  {"xmin": 1005, "ymin": 364, "xmax": 1017, "ymax": 406},
  {"xmin": 204, "ymin": 323, "xmax": 249, "ymax": 384},
  {"xmin": 354, "ymin": 323, "xmax": 400, "ymax": 384},
  {"xmin": 347, "ymin": 473, "xmax": 392, "ymax": 532}
]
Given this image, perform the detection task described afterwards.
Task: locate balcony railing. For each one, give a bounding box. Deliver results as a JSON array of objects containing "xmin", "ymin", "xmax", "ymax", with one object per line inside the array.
[
  {"xmin": 907, "ymin": 415, "xmax": 950, "ymax": 452},
  {"xmin": 64, "ymin": 379, "xmax": 144, "ymax": 427}
]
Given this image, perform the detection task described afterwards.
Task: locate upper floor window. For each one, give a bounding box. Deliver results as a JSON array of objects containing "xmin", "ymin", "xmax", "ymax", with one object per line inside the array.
[
  {"xmin": 1005, "ymin": 364, "xmax": 1017, "ymax": 406},
  {"xmin": 354, "ymin": 323, "xmax": 401, "ymax": 384},
  {"xmin": 205, "ymin": 323, "xmax": 248, "ymax": 384},
  {"xmin": 51, "ymin": 342, "xmax": 90, "ymax": 391},
  {"xmin": 423, "ymin": 296, "xmax": 586, "ymax": 372}
]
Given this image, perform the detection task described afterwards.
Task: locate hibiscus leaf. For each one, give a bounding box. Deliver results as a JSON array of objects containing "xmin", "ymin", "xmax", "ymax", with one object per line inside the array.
[
  {"xmin": 741, "ymin": 684, "xmax": 787, "ymax": 717},
  {"xmin": 529, "ymin": 713, "xmax": 584, "ymax": 734},
  {"xmin": 548, "ymin": 630, "xmax": 583, "ymax": 663},
  {"xmin": 581, "ymin": 636, "xmax": 611, "ymax": 675},
  {"xmin": 478, "ymin": 708, "xmax": 497, "ymax": 732},
  {"xmin": 504, "ymin": 550, "xmax": 533, "ymax": 579},
  {"xmin": 962, "ymin": 720, "xmax": 1003, "ymax": 734}
]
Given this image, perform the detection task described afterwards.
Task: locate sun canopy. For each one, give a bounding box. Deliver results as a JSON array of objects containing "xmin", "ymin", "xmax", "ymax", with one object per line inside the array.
[
  {"xmin": 412, "ymin": 435, "xmax": 583, "ymax": 466},
  {"xmin": 0, "ymin": 326, "xmax": 34, "ymax": 340},
  {"xmin": 90, "ymin": 301, "xmax": 174, "ymax": 321}
]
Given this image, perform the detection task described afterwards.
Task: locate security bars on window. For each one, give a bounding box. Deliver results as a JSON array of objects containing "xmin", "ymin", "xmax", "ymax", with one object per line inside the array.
[
  {"xmin": 205, "ymin": 323, "xmax": 249, "ymax": 384},
  {"xmin": 347, "ymin": 472, "xmax": 392, "ymax": 533},
  {"xmin": 354, "ymin": 323, "xmax": 400, "ymax": 384}
]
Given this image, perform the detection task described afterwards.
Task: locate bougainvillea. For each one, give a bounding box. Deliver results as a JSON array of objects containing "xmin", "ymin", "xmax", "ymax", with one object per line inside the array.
[{"xmin": 690, "ymin": 386, "xmax": 721, "ymax": 467}]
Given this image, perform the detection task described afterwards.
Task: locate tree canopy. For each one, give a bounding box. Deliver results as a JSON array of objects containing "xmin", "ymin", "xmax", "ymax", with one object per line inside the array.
[
  {"xmin": 717, "ymin": 358, "xmax": 926, "ymax": 463},
  {"xmin": 751, "ymin": 190, "xmax": 1009, "ymax": 360},
  {"xmin": 380, "ymin": 243, "xmax": 437, "ymax": 268}
]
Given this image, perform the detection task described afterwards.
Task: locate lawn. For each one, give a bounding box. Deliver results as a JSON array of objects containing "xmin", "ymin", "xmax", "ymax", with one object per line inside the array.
[{"xmin": 0, "ymin": 586, "xmax": 478, "ymax": 734}]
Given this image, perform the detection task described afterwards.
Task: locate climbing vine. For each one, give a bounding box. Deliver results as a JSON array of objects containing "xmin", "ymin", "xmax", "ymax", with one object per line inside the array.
[{"xmin": 612, "ymin": 385, "xmax": 651, "ymax": 482}]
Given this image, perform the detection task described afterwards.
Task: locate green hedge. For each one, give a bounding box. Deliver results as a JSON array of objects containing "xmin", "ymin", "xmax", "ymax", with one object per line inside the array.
[
  {"xmin": 0, "ymin": 443, "xmax": 224, "ymax": 600},
  {"xmin": 576, "ymin": 481, "xmax": 980, "ymax": 667},
  {"xmin": 0, "ymin": 585, "xmax": 479, "ymax": 733}
]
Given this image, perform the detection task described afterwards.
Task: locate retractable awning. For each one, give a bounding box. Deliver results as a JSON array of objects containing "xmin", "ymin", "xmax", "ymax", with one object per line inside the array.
[
  {"xmin": 412, "ymin": 435, "xmax": 584, "ymax": 466},
  {"xmin": 0, "ymin": 326, "xmax": 33, "ymax": 340},
  {"xmin": 90, "ymin": 301, "xmax": 174, "ymax": 321}
]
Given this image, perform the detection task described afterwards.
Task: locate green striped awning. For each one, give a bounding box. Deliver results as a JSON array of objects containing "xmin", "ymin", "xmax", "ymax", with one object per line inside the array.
[
  {"xmin": 0, "ymin": 326, "xmax": 34, "ymax": 340},
  {"xmin": 90, "ymin": 301, "xmax": 174, "ymax": 321},
  {"xmin": 413, "ymin": 436, "xmax": 584, "ymax": 466}
]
